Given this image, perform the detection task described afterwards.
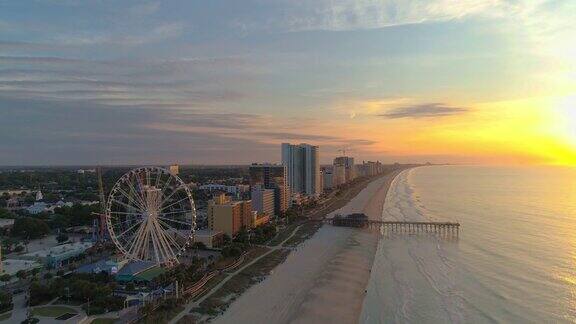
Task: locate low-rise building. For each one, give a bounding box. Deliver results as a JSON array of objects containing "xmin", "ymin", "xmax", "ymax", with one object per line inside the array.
[
  {"xmin": 195, "ymin": 229, "xmax": 225, "ymax": 249},
  {"xmin": 17, "ymin": 242, "xmax": 93, "ymax": 269},
  {"xmin": 26, "ymin": 202, "xmax": 48, "ymax": 214},
  {"xmin": 76, "ymin": 259, "xmax": 122, "ymax": 275},
  {"xmin": 116, "ymin": 261, "xmax": 165, "ymax": 283},
  {"xmin": 0, "ymin": 218, "xmax": 14, "ymax": 230},
  {"xmin": 1, "ymin": 259, "xmax": 43, "ymax": 277},
  {"xmin": 198, "ymin": 184, "xmax": 250, "ymax": 196}
]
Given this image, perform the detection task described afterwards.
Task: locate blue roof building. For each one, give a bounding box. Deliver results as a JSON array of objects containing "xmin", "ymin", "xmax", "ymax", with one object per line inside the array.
[
  {"xmin": 115, "ymin": 261, "xmax": 162, "ymax": 283},
  {"xmin": 76, "ymin": 259, "xmax": 120, "ymax": 275}
]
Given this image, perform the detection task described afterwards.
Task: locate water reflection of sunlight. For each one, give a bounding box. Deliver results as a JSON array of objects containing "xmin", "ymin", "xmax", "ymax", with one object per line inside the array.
[{"xmin": 562, "ymin": 181, "xmax": 576, "ymax": 321}]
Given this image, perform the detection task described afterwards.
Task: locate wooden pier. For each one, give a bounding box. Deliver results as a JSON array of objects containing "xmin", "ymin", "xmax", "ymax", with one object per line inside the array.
[
  {"xmin": 370, "ymin": 221, "xmax": 459, "ymax": 237},
  {"xmin": 327, "ymin": 216, "xmax": 460, "ymax": 238}
]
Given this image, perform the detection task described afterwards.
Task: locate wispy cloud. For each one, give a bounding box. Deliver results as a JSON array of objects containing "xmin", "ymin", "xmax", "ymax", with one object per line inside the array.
[
  {"xmin": 54, "ymin": 21, "xmax": 186, "ymax": 46},
  {"xmin": 232, "ymin": 0, "xmax": 501, "ymax": 32},
  {"xmin": 380, "ymin": 103, "xmax": 468, "ymax": 119},
  {"xmin": 0, "ymin": 55, "xmax": 253, "ymax": 107}
]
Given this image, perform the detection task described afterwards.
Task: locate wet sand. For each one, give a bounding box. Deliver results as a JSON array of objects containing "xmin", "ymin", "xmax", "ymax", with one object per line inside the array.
[{"xmin": 213, "ymin": 170, "xmax": 402, "ymax": 324}]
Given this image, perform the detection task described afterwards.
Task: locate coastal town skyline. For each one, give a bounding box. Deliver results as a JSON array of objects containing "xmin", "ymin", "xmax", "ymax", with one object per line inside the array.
[
  {"xmin": 3, "ymin": 1, "xmax": 576, "ymax": 324},
  {"xmin": 2, "ymin": 1, "xmax": 575, "ymax": 166}
]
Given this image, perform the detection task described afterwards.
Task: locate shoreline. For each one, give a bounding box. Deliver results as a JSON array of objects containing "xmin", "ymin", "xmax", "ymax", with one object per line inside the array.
[{"xmin": 211, "ymin": 169, "xmax": 406, "ymax": 324}]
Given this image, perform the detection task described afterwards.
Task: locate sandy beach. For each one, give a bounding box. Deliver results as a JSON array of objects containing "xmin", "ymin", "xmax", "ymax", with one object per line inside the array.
[{"xmin": 213, "ymin": 170, "xmax": 402, "ymax": 324}]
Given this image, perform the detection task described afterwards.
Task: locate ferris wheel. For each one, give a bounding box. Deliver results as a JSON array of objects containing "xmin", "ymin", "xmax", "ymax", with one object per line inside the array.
[{"xmin": 105, "ymin": 167, "xmax": 196, "ymax": 267}]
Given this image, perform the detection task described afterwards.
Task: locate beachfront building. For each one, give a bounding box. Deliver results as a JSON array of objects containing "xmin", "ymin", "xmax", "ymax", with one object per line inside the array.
[
  {"xmin": 249, "ymin": 163, "xmax": 289, "ymax": 214},
  {"xmin": 322, "ymin": 167, "xmax": 334, "ymax": 190},
  {"xmin": 357, "ymin": 161, "xmax": 384, "ymax": 177},
  {"xmin": 281, "ymin": 143, "xmax": 321, "ymax": 197},
  {"xmin": 207, "ymin": 194, "xmax": 252, "ymax": 237},
  {"xmin": 334, "ymin": 156, "xmax": 355, "ymax": 184},
  {"xmin": 251, "ymin": 185, "xmax": 275, "ymax": 217},
  {"xmin": 333, "ymin": 163, "xmax": 347, "ymax": 187}
]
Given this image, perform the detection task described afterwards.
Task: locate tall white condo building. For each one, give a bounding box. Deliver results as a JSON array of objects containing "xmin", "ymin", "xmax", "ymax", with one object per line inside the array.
[{"xmin": 281, "ymin": 143, "xmax": 321, "ymax": 197}]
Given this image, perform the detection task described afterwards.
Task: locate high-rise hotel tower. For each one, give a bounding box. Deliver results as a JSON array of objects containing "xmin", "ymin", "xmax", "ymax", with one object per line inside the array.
[{"xmin": 281, "ymin": 143, "xmax": 321, "ymax": 197}]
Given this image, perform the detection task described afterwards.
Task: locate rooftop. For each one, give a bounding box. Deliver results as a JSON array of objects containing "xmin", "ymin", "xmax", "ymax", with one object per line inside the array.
[
  {"xmin": 134, "ymin": 266, "xmax": 166, "ymax": 282},
  {"xmin": 1, "ymin": 259, "xmax": 42, "ymax": 276},
  {"xmin": 21, "ymin": 242, "xmax": 92, "ymax": 259},
  {"xmin": 76, "ymin": 259, "xmax": 120, "ymax": 274},
  {"xmin": 0, "ymin": 218, "xmax": 15, "ymax": 228},
  {"xmin": 116, "ymin": 260, "xmax": 156, "ymax": 276}
]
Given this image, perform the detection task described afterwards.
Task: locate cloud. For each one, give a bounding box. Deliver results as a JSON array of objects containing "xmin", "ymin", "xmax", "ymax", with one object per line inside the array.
[
  {"xmin": 0, "ymin": 97, "xmax": 278, "ymax": 165},
  {"xmin": 380, "ymin": 103, "xmax": 468, "ymax": 119},
  {"xmin": 54, "ymin": 21, "xmax": 186, "ymax": 46},
  {"xmin": 250, "ymin": 131, "xmax": 340, "ymax": 141},
  {"xmin": 0, "ymin": 55, "xmax": 254, "ymax": 107},
  {"xmin": 231, "ymin": 0, "xmax": 502, "ymax": 33}
]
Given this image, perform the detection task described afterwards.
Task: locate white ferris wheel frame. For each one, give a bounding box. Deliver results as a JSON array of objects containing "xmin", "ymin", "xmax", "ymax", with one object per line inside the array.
[{"xmin": 105, "ymin": 166, "xmax": 196, "ymax": 267}]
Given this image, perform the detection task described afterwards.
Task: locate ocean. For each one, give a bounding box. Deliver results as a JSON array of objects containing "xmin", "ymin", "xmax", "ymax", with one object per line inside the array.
[{"xmin": 361, "ymin": 165, "xmax": 576, "ymax": 323}]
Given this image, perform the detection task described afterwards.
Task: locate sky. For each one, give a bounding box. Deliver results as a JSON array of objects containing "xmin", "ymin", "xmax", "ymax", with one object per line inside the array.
[{"xmin": 1, "ymin": 0, "xmax": 575, "ymax": 166}]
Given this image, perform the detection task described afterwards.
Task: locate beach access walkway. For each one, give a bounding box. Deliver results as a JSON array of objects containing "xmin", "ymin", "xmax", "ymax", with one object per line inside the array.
[{"xmin": 168, "ymin": 223, "xmax": 304, "ymax": 324}]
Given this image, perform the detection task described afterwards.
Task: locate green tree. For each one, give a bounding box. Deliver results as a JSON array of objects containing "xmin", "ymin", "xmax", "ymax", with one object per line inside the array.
[
  {"xmin": 56, "ymin": 233, "xmax": 69, "ymax": 243},
  {"xmin": 15, "ymin": 270, "xmax": 27, "ymax": 280},
  {"xmin": 29, "ymin": 282, "xmax": 56, "ymax": 306},
  {"xmin": 11, "ymin": 217, "xmax": 49, "ymax": 239},
  {"xmin": 233, "ymin": 228, "xmax": 250, "ymax": 244},
  {"xmin": 21, "ymin": 318, "xmax": 39, "ymax": 324},
  {"xmin": 0, "ymin": 207, "xmax": 15, "ymax": 219},
  {"xmin": 0, "ymin": 290, "xmax": 13, "ymax": 313},
  {"xmin": 0, "ymin": 274, "xmax": 11, "ymax": 282},
  {"xmin": 222, "ymin": 245, "xmax": 242, "ymax": 258},
  {"xmin": 222, "ymin": 234, "xmax": 232, "ymax": 246}
]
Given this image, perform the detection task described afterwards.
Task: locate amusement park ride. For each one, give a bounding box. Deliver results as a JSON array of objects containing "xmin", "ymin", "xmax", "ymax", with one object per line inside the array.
[{"xmin": 93, "ymin": 167, "xmax": 197, "ymax": 267}]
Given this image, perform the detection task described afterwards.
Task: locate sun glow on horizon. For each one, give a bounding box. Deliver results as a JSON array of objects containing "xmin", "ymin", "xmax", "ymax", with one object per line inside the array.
[
  {"xmin": 554, "ymin": 96, "xmax": 576, "ymax": 147},
  {"xmin": 343, "ymin": 95, "xmax": 576, "ymax": 166}
]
